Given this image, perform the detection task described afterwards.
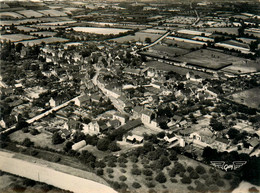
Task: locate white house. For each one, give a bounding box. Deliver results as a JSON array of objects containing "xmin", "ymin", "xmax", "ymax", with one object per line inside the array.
[{"xmin": 72, "ymin": 140, "xmax": 86, "ymax": 151}]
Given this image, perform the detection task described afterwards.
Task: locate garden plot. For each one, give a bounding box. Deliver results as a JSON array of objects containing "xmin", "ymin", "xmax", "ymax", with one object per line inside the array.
[
  {"xmin": 0, "ymin": 34, "xmax": 36, "ymax": 42},
  {"xmin": 17, "ymin": 10, "xmax": 44, "ymax": 18},
  {"xmin": 0, "ymin": 12, "xmax": 24, "ymax": 19}
]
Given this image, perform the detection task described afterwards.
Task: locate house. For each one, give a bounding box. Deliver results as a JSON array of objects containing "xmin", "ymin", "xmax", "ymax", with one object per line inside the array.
[
  {"xmin": 248, "ymin": 138, "xmax": 259, "ymax": 150},
  {"xmin": 190, "ymin": 128, "xmax": 215, "ymax": 144},
  {"xmin": 206, "ymin": 87, "xmax": 221, "ymax": 97},
  {"xmin": 72, "ymin": 140, "xmax": 86, "ymax": 151},
  {"xmin": 107, "ymin": 119, "xmax": 121, "ymax": 128},
  {"xmin": 123, "ymin": 68, "xmax": 141, "ymax": 76},
  {"xmin": 83, "ymin": 121, "xmax": 100, "ymax": 135},
  {"xmin": 74, "ymin": 95, "xmax": 90, "ymax": 107},
  {"xmin": 133, "ymin": 106, "xmax": 143, "ymax": 119},
  {"xmin": 64, "ymin": 119, "xmax": 82, "ymax": 130},
  {"xmin": 150, "ymin": 82, "xmax": 163, "ymax": 89},
  {"xmin": 125, "ymin": 134, "xmax": 144, "ymax": 144},
  {"xmin": 90, "ymin": 94, "xmax": 102, "ymax": 103},
  {"xmin": 49, "ymin": 97, "xmax": 62, "ymax": 107},
  {"xmin": 141, "ymin": 109, "xmax": 154, "ymax": 124},
  {"xmin": 214, "ymin": 138, "xmax": 229, "ymax": 151},
  {"xmin": 113, "ymin": 113, "xmax": 129, "ymax": 125}
]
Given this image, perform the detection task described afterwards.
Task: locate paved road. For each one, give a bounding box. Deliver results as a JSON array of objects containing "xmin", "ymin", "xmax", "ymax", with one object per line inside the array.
[{"xmin": 0, "ymin": 151, "xmax": 116, "ymax": 193}]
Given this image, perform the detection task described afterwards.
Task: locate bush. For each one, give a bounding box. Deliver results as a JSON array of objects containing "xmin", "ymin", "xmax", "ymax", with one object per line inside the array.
[
  {"xmin": 211, "ymin": 172, "xmax": 221, "ymax": 181},
  {"xmin": 107, "ymin": 160, "xmax": 116, "ymax": 167},
  {"xmin": 30, "ymin": 129, "xmax": 40, "ymax": 136},
  {"xmin": 132, "ymin": 182, "xmax": 141, "ymax": 189},
  {"xmin": 187, "ymin": 166, "xmax": 194, "ymax": 173},
  {"xmin": 248, "ymin": 187, "xmax": 259, "ymax": 193},
  {"xmin": 209, "ymin": 167, "xmax": 216, "ymax": 173},
  {"xmin": 187, "ymin": 186, "xmax": 194, "ymax": 191},
  {"xmin": 52, "ymin": 156, "xmax": 61, "ymax": 163},
  {"xmin": 131, "ymin": 168, "xmax": 141, "ymax": 175},
  {"xmin": 190, "ymin": 171, "xmax": 199, "ymax": 179},
  {"xmin": 108, "ymin": 141, "xmax": 120, "ymax": 152},
  {"xmin": 119, "ymin": 163, "xmax": 127, "ymax": 168},
  {"xmin": 106, "ymin": 168, "xmax": 114, "ymax": 174},
  {"xmin": 23, "ymin": 179, "xmax": 36, "ymax": 186},
  {"xmin": 22, "ymin": 127, "xmax": 29, "ymax": 133},
  {"xmin": 143, "ymin": 169, "xmax": 153, "ymax": 176},
  {"xmin": 223, "ymin": 173, "xmax": 232, "ymax": 180},
  {"xmin": 208, "ymin": 184, "xmax": 219, "ymax": 192},
  {"xmin": 155, "ymin": 172, "xmax": 167, "ymax": 183},
  {"xmin": 119, "ymin": 175, "xmax": 127, "ymax": 182},
  {"xmin": 111, "ymin": 181, "xmax": 120, "ymax": 189},
  {"xmin": 146, "ymin": 177, "xmax": 153, "ymax": 181},
  {"xmin": 30, "ymin": 149, "xmax": 38, "ymax": 156},
  {"xmin": 174, "ymin": 162, "xmax": 186, "ymax": 173},
  {"xmin": 196, "ymin": 165, "xmax": 206, "ymax": 174},
  {"xmin": 120, "ymin": 169, "xmax": 126, "ymax": 173},
  {"xmin": 96, "ymin": 169, "xmax": 104, "ymax": 176},
  {"xmin": 118, "ymin": 156, "xmax": 128, "ymax": 163},
  {"xmin": 196, "ymin": 182, "xmax": 206, "ymax": 192},
  {"xmin": 108, "ymin": 174, "xmax": 114, "ymax": 178},
  {"xmin": 22, "ymin": 138, "xmax": 34, "ymax": 147},
  {"xmin": 146, "ymin": 181, "xmax": 155, "ymax": 188},
  {"xmin": 170, "ymin": 178, "xmax": 178, "ymax": 183},
  {"xmin": 216, "ymin": 180, "xmax": 225, "ymax": 187},
  {"xmin": 52, "ymin": 132, "xmax": 64, "ymax": 145},
  {"xmin": 201, "ymin": 174, "xmax": 209, "ymax": 180},
  {"xmin": 181, "ymin": 176, "xmax": 191, "ymax": 184}
]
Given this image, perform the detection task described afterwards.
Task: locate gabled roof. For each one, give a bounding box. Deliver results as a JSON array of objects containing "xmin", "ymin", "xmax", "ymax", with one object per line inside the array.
[
  {"xmin": 77, "ymin": 95, "xmax": 90, "ymax": 103},
  {"xmin": 142, "ymin": 109, "xmax": 153, "ymax": 117},
  {"xmin": 215, "ymin": 137, "xmax": 229, "ymax": 144},
  {"xmin": 249, "ymin": 138, "xmax": 259, "ymax": 147}
]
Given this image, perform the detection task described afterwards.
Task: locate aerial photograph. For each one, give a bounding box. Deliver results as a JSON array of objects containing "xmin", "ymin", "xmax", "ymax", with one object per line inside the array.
[{"xmin": 0, "ymin": 0, "xmax": 259, "ymax": 192}]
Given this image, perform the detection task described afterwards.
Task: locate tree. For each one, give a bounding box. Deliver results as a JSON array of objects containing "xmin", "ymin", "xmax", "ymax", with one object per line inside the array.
[
  {"xmin": 22, "ymin": 138, "xmax": 34, "ymax": 147},
  {"xmin": 63, "ymin": 141, "xmax": 73, "ymax": 152},
  {"xmin": 119, "ymin": 175, "xmax": 127, "ymax": 181},
  {"xmin": 155, "ymin": 172, "xmax": 167, "ymax": 183},
  {"xmin": 145, "ymin": 37, "xmax": 152, "ymax": 44},
  {"xmin": 190, "ymin": 171, "xmax": 199, "ymax": 179},
  {"xmin": 132, "ymin": 182, "xmax": 141, "ymax": 189},
  {"xmin": 97, "ymin": 138, "xmax": 111, "ymax": 151},
  {"xmin": 227, "ymin": 128, "xmax": 240, "ymax": 139},
  {"xmin": 143, "ymin": 169, "xmax": 153, "ymax": 176},
  {"xmin": 196, "ymin": 165, "xmax": 206, "ymax": 175},
  {"xmin": 96, "ymin": 169, "xmax": 104, "ymax": 176},
  {"xmin": 181, "ymin": 176, "xmax": 192, "ymax": 184},
  {"xmin": 108, "ymin": 141, "xmax": 121, "ymax": 152},
  {"xmin": 131, "ymin": 168, "xmax": 141, "ymax": 175},
  {"xmin": 52, "ymin": 132, "xmax": 64, "ymax": 145}
]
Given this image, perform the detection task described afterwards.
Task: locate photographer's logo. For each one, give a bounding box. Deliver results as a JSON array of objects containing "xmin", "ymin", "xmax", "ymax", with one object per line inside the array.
[{"xmin": 210, "ymin": 161, "xmax": 247, "ymax": 171}]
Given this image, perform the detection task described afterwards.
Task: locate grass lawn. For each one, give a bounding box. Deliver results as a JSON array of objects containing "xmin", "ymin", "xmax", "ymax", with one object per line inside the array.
[
  {"xmin": 9, "ymin": 130, "xmax": 65, "ymax": 152},
  {"xmin": 227, "ymin": 87, "xmax": 260, "ymax": 110},
  {"xmin": 151, "ymin": 45, "xmax": 190, "ymax": 57},
  {"xmin": 176, "ymin": 49, "xmax": 242, "ymax": 70}
]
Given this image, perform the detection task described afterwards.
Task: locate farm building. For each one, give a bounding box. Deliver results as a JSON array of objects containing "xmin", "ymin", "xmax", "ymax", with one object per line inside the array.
[{"xmin": 72, "ymin": 140, "xmax": 86, "ymax": 151}]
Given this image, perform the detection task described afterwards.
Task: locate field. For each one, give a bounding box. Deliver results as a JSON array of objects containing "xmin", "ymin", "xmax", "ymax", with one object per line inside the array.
[
  {"xmin": 205, "ymin": 27, "xmax": 239, "ymax": 35},
  {"xmin": 39, "ymin": 20, "xmax": 77, "ymax": 26},
  {"xmin": 227, "ymin": 87, "xmax": 260, "ymax": 109},
  {"xmin": 145, "ymin": 61, "xmax": 212, "ymax": 79},
  {"xmin": 140, "ymin": 29, "xmax": 167, "ymax": 34},
  {"xmin": 16, "ymin": 26, "xmax": 37, "ymax": 32},
  {"xmin": 221, "ymin": 60, "xmax": 260, "ymax": 74},
  {"xmin": 30, "ymin": 31, "xmax": 57, "ymax": 37},
  {"xmin": 176, "ymin": 49, "xmax": 243, "ymax": 70},
  {"xmin": 16, "ymin": 37, "xmax": 69, "ymax": 46},
  {"xmin": 0, "ymin": 34, "xmax": 35, "ymax": 42},
  {"xmin": 38, "ymin": 9, "xmax": 67, "ymax": 17},
  {"xmin": 223, "ymin": 40, "xmax": 249, "ymax": 49},
  {"xmin": 164, "ymin": 39, "xmax": 203, "ymax": 50},
  {"xmin": 17, "ymin": 10, "xmax": 43, "ymax": 18},
  {"xmin": 0, "ymin": 12, "xmax": 24, "ymax": 19},
  {"xmin": 150, "ymin": 45, "xmax": 190, "ymax": 57},
  {"xmin": 73, "ymin": 27, "xmax": 130, "ymax": 35},
  {"xmin": 113, "ymin": 32, "xmax": 161, "ymax": 43}
]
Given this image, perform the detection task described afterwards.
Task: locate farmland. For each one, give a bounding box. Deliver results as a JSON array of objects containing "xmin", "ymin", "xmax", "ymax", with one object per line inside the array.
[
  {"xmin": 38, "ymin": 20, "xmax": 77, "ymax": 26},
  {"xmin": 164, "ymin": 39, "xmax": 203, "ymax": 50},
  {"xmin": 221, "ymin": 60, "xmax": 260, "ymax": 74},
  {"xmin": 30, "ymin": 31, "xmax": 57, "ymax": 37},
  {"xmin": 205, "ymin": 27, "xmax": 239, "ymax": 35},
  {"xmin": 113, "ymin": 32, "xmax": 161, "ymax": 43},
  {"xmin": 176, "ymin": 49, "xmax": 243, "ymax": 70},
  {"xmin": 140, "ymin": 29, "xmax": 167, "ymax": 34},
  {"xmin": 17, "ymin": 10, "xmax": 44, "ymax": 18},
  {"xmin": 0, "ymin": 34, "xmax": 36, "ymax": 42},
  {"xmin": 15, "ymin": 37, "xmax": 69, "ymax": 46},
  {"xmin": 38, "ymin": 9, "xmax": 67, "ymax": 17},
  {"xmin": 72, "ymin": 27, "xmax": 130, "ymax": 35},
  {"xmin": 0, "ymin": 12, "xmax": 24, "ymax": 19},
  {"xmin": 16, "ymin": 26, "xmax": 37, "ymax": 32},
  {"xmin": 150, "ymin": 45, "xmax": 190, "ymax": 57},
  {"xmin": 227, "ymin": 87, "xmax": 260, "ymax": 110}
]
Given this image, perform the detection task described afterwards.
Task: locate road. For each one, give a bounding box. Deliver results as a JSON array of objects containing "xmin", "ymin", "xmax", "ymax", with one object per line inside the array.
[{"xmin": 0, "ymin": 151, "xmax": 116, "ymax": 193}]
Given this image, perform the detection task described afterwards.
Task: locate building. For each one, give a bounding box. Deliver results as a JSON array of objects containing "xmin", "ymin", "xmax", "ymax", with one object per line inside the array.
[
  {"xmin": 74, "ymin": 95, "xmax": 90, "ymax": 107},
  {"xmin": 113, "ymin": 113, "xmax": 129, "ymax": 125},
  {"xmin": 72, "ymin": 140, "xmax": 86, "ymax": 151},
  {"xmin": 125, "ymin": 134, "xmax": 144, "ymax": 144},
  {"xmin": 141, "ymin": 109, "xmax": 154, "ymax": 124}
]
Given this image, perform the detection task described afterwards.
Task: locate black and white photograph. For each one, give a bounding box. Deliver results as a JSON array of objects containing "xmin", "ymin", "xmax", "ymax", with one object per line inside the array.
[{"xmin": 0, "ymin": 0, "xmax": 259, "ymax": 192}]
